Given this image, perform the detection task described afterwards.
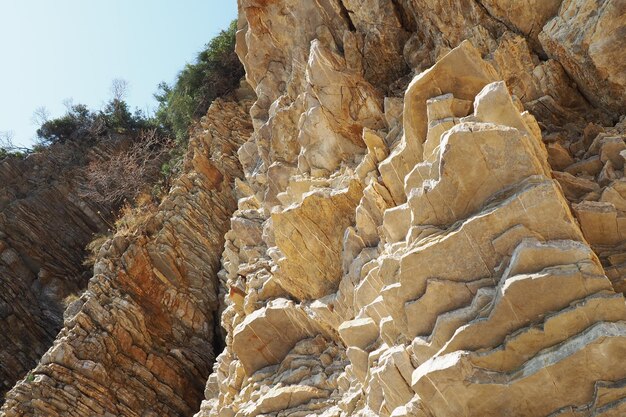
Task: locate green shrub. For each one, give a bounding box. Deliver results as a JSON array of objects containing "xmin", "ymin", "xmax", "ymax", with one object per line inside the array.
[
  {"xmin": 36, "ymin": 100, "xmax": 153, "ymax": 146},
  {"xmin": 154, "ymin": 20, "xmax": 244, "ymax": 142},
  {"xmin": 0, "ymin": 148, "xmax": 26, "ymax": 160},
  {"xmin": 36, "ymin": 104, "xmax": 97, "ymax": 144}
]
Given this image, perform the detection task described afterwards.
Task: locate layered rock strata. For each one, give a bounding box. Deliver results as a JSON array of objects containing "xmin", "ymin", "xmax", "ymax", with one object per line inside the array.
[
  {"xmin": 195, "ymin": 1, "xmax": 626, "ymax": 416},
  {"xmin": 551, "ymin": 120, "xmax": 626, "ymax": 295},
  {"xmin": 3, "ymin": 1, "xmax": 626, "ymax": 416},
  {"xmin": 1, "ymin": 97, "xmax": 253, "ymax": 416},
  {"xmin": 0, "ymin": 142, "xmax": 111, "ymax": 401}
]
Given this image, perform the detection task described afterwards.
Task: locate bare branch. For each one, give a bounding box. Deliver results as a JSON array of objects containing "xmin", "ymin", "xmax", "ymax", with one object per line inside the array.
[
  {"xmin": 0, "ymin": 131, "xmax": 31, "ymax": 154},
  {"xmin": 79, "ymin": 129, "xmax": 173, "ymax": 206},
  {"xmin": 110, "ymin": 79, "xmax": 129, "ymax": 102},
  {"xmin": 0, "ymin": 131, "xmax": 15, "ymax": 149},
  {"xmin": 62, "ymin": 98, "xmax": 74, "ymax": 112},
  {"xmin": 31, "ymin": 106, "xmax": 50, "ymax": 126}
]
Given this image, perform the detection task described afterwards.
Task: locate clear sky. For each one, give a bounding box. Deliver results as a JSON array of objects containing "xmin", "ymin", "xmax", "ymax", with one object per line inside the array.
[{"xmin": 0, "ymin": 1, "xmax": 238, "ymax": 147}]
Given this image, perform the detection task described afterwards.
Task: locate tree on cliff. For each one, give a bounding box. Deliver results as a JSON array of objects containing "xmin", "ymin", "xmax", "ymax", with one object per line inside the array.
[
  {"xmin": 28, "ymin": 20, "xmax": 244, "ymax": 208},
  {"xmin": 36, "ymin": 79, "xmax": 151, "ymax": 146},
  {"xmin": 154, "ymin": 19, "xmax": 244, "ymax": 142}
]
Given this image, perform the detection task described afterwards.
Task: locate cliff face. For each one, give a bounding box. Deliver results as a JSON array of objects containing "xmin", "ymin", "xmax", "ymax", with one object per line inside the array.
[
  {"xmin": 3, "ymin": 1, "xmax": 626, "ymax": 416},
  {"xmin": 0, "ymin": 143, "xmax": 112, "ymax": 401},
  {"xmin": 196, "ymin": 1, "xmax": 626, "ymax": 416},
  {"xmin": 1, "ymin": 97, "xmax": 253, "ymax": 416}
]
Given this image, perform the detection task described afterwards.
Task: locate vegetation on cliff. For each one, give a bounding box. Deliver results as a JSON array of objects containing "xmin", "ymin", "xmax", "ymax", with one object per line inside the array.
[
  {"xmin": 154, "ymin": 20, "xmax": 244, "ymax": 143},
  {"xmin": 0, "ymin": 20, "xmax": 243, "ymax": 211}
]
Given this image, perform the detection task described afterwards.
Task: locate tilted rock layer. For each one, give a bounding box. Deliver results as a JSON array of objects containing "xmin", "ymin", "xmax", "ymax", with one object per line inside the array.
[
  {"xmin": 1, "ymin": 97, "xmax": 253, "ymax": 416},
  {"xmin": 196, "ymin": 1, "xmax": 626, "ymax": 417},
  {"xmin": 0, "ymin": 142, "xmax": 112, "ymax": 401},
  {"xmin": 3, "ymin": 0, "xmax": 626, "ymax": 416}
]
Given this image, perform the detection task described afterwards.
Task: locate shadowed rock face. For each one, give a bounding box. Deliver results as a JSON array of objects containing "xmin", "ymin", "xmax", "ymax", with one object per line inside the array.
[
  {"xmin": 0, "ymin": 142, "xmax": 111, "ymax": 402},
  {"xmin": 1, "ymin": 97, "xmax": 253, "ymax": 416},
  {"xmin": 4, "ymin": 1, "xmax": 626, "ymax": 416}
]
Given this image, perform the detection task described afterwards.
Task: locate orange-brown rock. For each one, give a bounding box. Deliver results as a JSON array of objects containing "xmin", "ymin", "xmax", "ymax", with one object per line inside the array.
[{"xmin": 1, "ymin": 97, "xmax": 252, "ymax": 416}]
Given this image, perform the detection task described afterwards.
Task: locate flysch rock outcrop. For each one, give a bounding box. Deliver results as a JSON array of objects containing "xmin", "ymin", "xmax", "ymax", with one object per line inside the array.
[
  {"xmin": 0, "ymin": 96, "xmax": 253, "ymax": 416},
  {"xmin": 194, "ymin": 1, "xmax": 626, "ymax": 417},
  {"xmin": 3, "ymin": 0, "xmax": 626, "ymax": 416},
  {"xmin": 0, "ymin": 141, "xmax": 113, "ymax": 402}
]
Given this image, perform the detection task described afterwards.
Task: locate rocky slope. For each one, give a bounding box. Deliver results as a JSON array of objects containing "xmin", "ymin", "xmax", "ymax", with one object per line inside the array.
[
  {"xmin": 0, "ymin": 142, "xmax": 113, "ymax": 401},
  {"xmin": 0, "ymin": 96, "xmax": 253, "ymax": 416},
  {"xmin": 3, "ymin": 0, "xmax": 626, "ymax": 416}
]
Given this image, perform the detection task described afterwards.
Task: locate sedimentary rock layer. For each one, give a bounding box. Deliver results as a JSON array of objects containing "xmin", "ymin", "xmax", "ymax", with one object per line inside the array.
[
  {"xmin": 195, "ymin": 2, "xmax": 626, "ymax": 416},
  {"xmin": 1, "ymin": 97, "xmax": 252, "ymax": 416},
  {"xmin": 0, "ymin": 143, "xmax": 111, "ymax": 401},
  {"xmin": 4, "ymin": 1, "xmax": 626, "ymax": 416}
]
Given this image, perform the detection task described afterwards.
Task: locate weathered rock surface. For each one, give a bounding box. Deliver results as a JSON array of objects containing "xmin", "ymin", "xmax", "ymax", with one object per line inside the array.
[
  {"xmin": 0, "ymin": 142, "xmax": 112, "ymax": 402},
  {"xmin": 4, "ymin": 0, "xmax": 626, "ymax": 416},
  {"xmin": 194, "ymin": 2, "xmax": 626, "ymax": 417},
  {"xmin": 1, "ymin": 98, "xmax": 252, "ymax": 416},
  {"xmin": 540, "ymin": 0, "xmax": 626, "ymax": 113}
]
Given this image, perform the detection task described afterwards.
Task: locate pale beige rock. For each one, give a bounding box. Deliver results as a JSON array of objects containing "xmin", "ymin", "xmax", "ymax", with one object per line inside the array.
[
  {"xmin": 231, "ymin": 299, "xmax": 330, "ymax": 375},
  {"xmin": 379, "ymin": 41, "xmax": 499, "ymax": 204},
  {"xmin": 573, "ymin": 201, "xmax": 623, "ymax": 245},
  {"xmin": 479, "ymin": 0, "xmax": 562, "ymax": 47},
  {"xmin": 193, "ymin": 2, "xmax": 626, "ymax": 417},
  {"xmin": 426, "ymin": 93, "xmax": 472, "ymax": 121},
  {"xmin": 601, "ymin": 180, "xmax": 626, "ymax": 212},
  {"xmin": 271, "ymin": 180, "xmax": 362, "ymax": 300},
  {"xmin": 338, "ymin": 317, "xmax": 379, "ymax": 349},
  {"xmin": 256, "ymin": 385, "xmax": 328, "ymax": 414},
  {"xmin": 299, "ymin": 40, "xmax": 384, "ymax": 174},
  {"xmin": 540, "ymin": 0, "xmax": 626, "ymax": 113},
  {"xmin": 340, "ymin": 0, "xmax": 409, "ymax": 88}
]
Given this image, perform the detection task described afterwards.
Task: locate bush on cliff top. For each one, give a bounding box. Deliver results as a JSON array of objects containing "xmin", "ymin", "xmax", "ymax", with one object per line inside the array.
[
  {"xmin": 154, "ymin": 19, "xmax": 244, "ymax": 142},
  {"xmin": 17, "ymin": 19, "xmax": 243, "ymax": 211},
  {"xmin": 36, "ymin": 100, "xmax": 152, "ymax": 145}
]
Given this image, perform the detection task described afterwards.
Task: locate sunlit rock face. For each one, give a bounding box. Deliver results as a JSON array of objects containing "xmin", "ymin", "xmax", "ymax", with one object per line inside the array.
[
  {"xmin": 194, "ymin": 1, "xmax": 626, "ymax": 417},
  {"xmin": 4, "ymin": 1, "xmax": 626, "ymax": 416}
]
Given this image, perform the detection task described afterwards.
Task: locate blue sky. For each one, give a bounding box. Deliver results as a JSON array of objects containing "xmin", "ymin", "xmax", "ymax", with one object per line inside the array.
[{"xmin": 0, "ymin": 1, "xmax": 237, "ymax": 147}]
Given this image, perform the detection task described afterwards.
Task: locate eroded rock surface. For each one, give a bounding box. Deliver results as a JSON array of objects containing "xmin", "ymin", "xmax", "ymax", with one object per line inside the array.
[
  {"xmin": 4, "ymin": 1, "xmax": 626, "ymax": 416},
  {"xmin": 194, "ymin": 2, "xmax": 626, "ymax": 416},
  {"xmin": 1, "ymin": 98, "xmax": 252, "ymax": 416},
  {"xmin": 0, "ymin": 142, "xmax": 112, "ymax": 401}
]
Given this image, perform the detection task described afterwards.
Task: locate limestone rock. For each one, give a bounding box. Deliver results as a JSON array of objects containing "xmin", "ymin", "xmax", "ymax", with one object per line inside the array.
[
  {"xmin": 379, "ymin": 40, "xmax": 499, "ymax": 203},
  {"xmin": 271, "ymin": 180, "xmax": 362, "ymax": 300},
  {"xmin": 199, "ymin": 27, "xmax": 626, "ymax": 415},
  {"xmin": 232, "ymin": 298, "xmax": 330, "ymax": 375},
  {"xmin": 6, "ymin": 1, "xmax": 626, "ymax": 416},
  {"xmin": 479, "ymin": 0, "xmax": 562, "ymax": 48}
]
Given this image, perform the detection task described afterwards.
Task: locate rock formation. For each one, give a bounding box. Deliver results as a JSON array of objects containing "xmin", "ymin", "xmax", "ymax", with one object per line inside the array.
[
  {"xmin": 195, "ymin": 1, "xmax": 626, "ymax": 416},
  {"xmin": 0, "ymin": 142, "xmax": 112, "ymax": 401},
  {"xmin": 3, "ymin": 1, "xmax": 626, "ymax": 416},
  {"xmin": 1, "ymin": 97, "xmax": 253, "ymax": 416}
]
